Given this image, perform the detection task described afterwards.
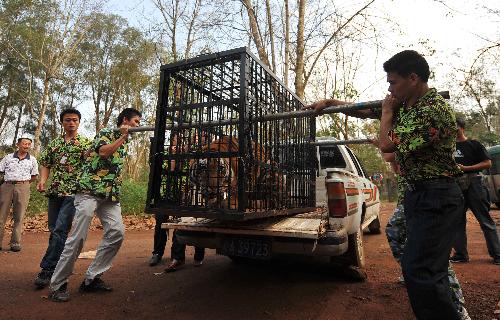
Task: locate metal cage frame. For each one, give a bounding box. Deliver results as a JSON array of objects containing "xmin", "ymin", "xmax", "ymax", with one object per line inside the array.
[{"xmin": 146, "ymin": 47, "xmax": 316, "ymax": 220}]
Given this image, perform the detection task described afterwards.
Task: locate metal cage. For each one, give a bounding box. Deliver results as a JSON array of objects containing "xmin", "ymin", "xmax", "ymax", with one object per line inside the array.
[{"xmin": 146, "ymin": 47, "xmax": 316, "ymax": 220}]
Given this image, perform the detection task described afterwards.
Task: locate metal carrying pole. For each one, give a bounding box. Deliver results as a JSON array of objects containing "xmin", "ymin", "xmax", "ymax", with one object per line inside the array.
[
  {"xmin": 126, "ymin": 91, "xmax": 450, "ymax": 133},
  {"xmin": 311, "ymin": 139, "xmax": 372, "ymax": 146}
]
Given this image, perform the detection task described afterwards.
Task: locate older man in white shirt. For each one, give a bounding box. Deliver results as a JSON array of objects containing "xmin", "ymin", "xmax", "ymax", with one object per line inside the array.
[{"xmin": 0, "ymin": 137, "xmax": 39, "ymax": 252}]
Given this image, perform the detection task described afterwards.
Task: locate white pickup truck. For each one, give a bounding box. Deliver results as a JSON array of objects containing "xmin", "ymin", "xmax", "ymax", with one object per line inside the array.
[{"xmin": 165, "ymin": 141, "xmax": 381, "ymax": 270}]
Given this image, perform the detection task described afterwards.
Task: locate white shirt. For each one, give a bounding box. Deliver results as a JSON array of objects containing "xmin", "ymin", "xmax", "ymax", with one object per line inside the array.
[{"xmin": 0, "ymin": 152, "xmax": 39, "ymax": 182}]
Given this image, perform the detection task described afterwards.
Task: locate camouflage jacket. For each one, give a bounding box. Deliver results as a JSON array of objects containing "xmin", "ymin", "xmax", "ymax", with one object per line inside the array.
[
  {"xmin": 40, "ymin": 135, "xmax": 92, "ymax": 197},
  {"xmin": 390, "ymin": 88, "xmax": 462, "ymax": 182},
  {"xmin": 79, "ymin": 129, "xmax": 129, "ymax": 202}
]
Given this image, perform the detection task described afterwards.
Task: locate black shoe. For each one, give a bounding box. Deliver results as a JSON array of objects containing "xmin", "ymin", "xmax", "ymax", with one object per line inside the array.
[
  {"xmin": 10, "ymin": 244, "xmax": 21, "ymax": 252},
  {"xmin": 49, "ymin": 283, "xmax": 70, "ymax": 302},
  {"xmin": 35, "ymin": 270, "xmax": 53, "ymax": 289},
  {"xmin": 494, "ymin": 257, "xmax": 500, "ymax": 265},
  {"xmin": 149, "ymin": 254, "xmax": 162, "ymax": 266},
  {"xmin": 79, "ymin": 278, "xmax": 113, "ymax": 293},
  {"xmin": 450, "ymin": 255, "xmax": 469, "ymax": 263}
]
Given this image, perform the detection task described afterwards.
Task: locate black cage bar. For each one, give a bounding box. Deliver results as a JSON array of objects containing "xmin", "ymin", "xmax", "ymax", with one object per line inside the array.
[{"xmin": 146, "ymin": 47, "xmax": 316, "ymax": 220}]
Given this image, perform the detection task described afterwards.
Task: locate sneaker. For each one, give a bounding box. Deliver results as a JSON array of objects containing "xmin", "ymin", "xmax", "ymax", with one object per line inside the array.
[
  {"xmin": 397, "ymin": 275, "xmax": 405, "ymax": 285},
  {"xmin": 79, "ymin": 278, "xmax": 113, "ymax": 293},
  {"xmin": 10, "ymin": 244, "xmax": 21, "ymax": 252},
  {"xmin": 35, "ymin": 270, "xmax": 53, "ymax": 289},
  {"xmin": 149, "ymin": 254, "xmax": 162, "ymax": 266},
  {"xmin": 450, "ymin": 256, "xmax": 469, "ymax": 263},
  {"xmin": 49, "ymin": 283, "xmax": 70, "ymax": 302},
  {"xmin": 459, "ymin": 306, "xmax": 471, "ymax": 320},
  {"xmin": 193, "ymin": 260, "xmax": 203, "ymax": 267},
  {"xmin": 165, "ymin": 259, "xmax": 185, "ymax": 273},
  {"xmin": 493, "ymin": 257, "xmax": 500, "ymax": 265}
]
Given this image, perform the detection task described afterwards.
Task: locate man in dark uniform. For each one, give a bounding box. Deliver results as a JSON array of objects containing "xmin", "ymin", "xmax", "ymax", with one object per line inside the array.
[{"xmin": 451, "ymin": 118, "xmax": 500, "ymax": 265}]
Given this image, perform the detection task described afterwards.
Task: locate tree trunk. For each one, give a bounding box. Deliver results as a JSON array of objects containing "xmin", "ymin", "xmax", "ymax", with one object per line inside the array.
[
  {"xmin": 265, "ymin": 0, "xmax": 276, "ymax": 73},
  {"xmin": 283, "ymin": 0, "xmax": 290, "ymax": 87},
  {"xmin": 0, "ymin": 71, "xmax": 14, "ymax": 131},
  {"xmin": 34, "ymin": 76, "xmax": 51, "ymax": 154},
  {"xmin": 294, "ymin": 0, "xmax": 306, "ymax": 99},
  {"xmin": 12, "ymin": 104, "xmax": 23, "ymax": 148},
  {"xmin": 242, "ymin": 0, "xmax": 271, "ymax": 68}
]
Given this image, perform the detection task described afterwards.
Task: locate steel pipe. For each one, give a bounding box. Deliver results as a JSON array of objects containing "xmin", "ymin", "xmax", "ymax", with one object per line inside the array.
[{"xmin": 126, "ymin": 90, "xmax": 449, "ymax": 132}]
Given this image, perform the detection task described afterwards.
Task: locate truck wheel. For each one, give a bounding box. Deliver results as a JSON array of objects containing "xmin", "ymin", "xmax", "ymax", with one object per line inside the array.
[
  {"xmin": 368, "ymin": 215, "xmax": 381, "ymax": 234},
  {"xmin": 344, "ymin": 226, "xmax": 365, "ymax": 268}
]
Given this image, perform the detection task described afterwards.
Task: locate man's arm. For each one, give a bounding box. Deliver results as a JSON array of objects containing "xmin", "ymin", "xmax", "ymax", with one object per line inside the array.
[
  {"xmin": 379, "ymin": 95, "xmax": 398, "ymax": 153},
  {"xmin": 98, "ymin": 126, "xmax": 130, "ymax": 159},
  {"xmin": 304, "ymin": 99, "xmax": 378, "ymax": 119},
  {"xmin": 382, "ymin": 152, "xmax": 396, "ymax": 163},
  {"xmin": 36, "ymin": 166, "xmax": 50, "ymax": 192},
  {"xmin": 458, "ymin": 159, "xmax": 491, "ymax": 172}
]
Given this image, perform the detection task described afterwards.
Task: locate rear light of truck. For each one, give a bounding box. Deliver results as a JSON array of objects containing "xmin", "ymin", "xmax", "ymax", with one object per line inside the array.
[{"xmin": 326, "ymin": 181, "xmax": 347, "ymax": 218}]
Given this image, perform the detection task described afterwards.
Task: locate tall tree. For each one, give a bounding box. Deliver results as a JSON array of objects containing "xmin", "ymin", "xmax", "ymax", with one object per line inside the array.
[{"xmin": 26, "ymin": 0, "xmax": 102, "ymax": 153}]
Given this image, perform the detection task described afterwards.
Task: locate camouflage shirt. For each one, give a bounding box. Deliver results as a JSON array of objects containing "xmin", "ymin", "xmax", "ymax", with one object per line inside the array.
[
  {"xmin": 79, "ymin": 129, "xmax": 129, "ymax": 202},
  {"xmin": 40, "ymin": 135, "xmax": 92, "ymax": 197},
  {"xmin": 396, "ymin": 175, "xmax": 406, "ymax": 205},
  {"xmin": 390, "ymin": 88, "xmax": 462, "ymax": 182}
]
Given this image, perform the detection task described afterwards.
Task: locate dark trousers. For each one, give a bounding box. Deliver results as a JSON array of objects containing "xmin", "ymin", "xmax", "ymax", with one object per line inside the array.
[
  {"xmin": 39, "ymin": 196, "xmax": 76, "ymax": 271},
  {"xmin": 453, "ymin": 177, "xmax": 500, "ymax": 260},
  {"xmin": 152, "ymin": 213, "xmax": 169, "ymax": 257},
  {"xmin": 171, "ymin": 230, "xmax": 205, "ymax": 262},
  {"xmin": 402, "ymin": 181, "xmax": 463, "ymax": 320}
]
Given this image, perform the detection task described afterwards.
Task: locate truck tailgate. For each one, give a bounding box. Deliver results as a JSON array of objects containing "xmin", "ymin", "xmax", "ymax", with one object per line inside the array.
[{"xmin": 163, "ymin": 216, "xmax": 326, "ymax": 239}]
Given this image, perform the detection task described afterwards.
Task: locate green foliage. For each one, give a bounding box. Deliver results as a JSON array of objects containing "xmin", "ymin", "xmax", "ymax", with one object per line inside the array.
[
  {"xmin": 120, "ymin": 178, "xmax": 149, "ymax": 216},
  {"xmin": 25, "ymin": 178, "xmax": 149, "ymax": 216},
  {"xmin": 26, "ymin": 184, "xmax": 47, "ymax": 216}
]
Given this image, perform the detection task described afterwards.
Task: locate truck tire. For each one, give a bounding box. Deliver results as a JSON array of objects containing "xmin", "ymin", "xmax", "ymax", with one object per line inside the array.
[
  {"xmin": 368, "ymin": 214, "xmax": 381, "ymax": 234},
  {"xmin": 343, "ymin": 226, "xmax": 365, "ymax": 268}
]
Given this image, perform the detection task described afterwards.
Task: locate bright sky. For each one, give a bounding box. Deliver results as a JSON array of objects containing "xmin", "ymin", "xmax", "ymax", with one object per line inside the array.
[
  {"xmin": 59, "ymin": 0, "xmax": 496, "ymax": 138},
  {"xmin": 104, "ymin": 0, "xmax": 499, "ymax": 101}
]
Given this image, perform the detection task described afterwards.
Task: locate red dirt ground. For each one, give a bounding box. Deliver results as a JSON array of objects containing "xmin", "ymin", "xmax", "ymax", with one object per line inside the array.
[{"xmin": 0, "ymin": 203, "xmax": 499, "ymax": 320}]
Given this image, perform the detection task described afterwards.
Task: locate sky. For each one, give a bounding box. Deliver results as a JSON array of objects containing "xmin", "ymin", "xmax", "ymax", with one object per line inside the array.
[
  {"xmin": 102, "ymin": 0, "xmax": 499, "ymax": 99},
  {"xmin": 73, "ymin": 0, "xmax": 498, "ymax": 136}
]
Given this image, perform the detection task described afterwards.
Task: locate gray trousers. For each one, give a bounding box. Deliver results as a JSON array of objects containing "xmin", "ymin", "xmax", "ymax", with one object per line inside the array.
[
  {"xmin": 0, "ymin": 182, "xmax": 31, "ymax": 247},
  {"xmin": 50, "ymin": 193, "xmax": 124, "ymax": 291}
]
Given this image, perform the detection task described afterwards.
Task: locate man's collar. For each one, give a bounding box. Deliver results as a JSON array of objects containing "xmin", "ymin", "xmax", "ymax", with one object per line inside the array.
[{"xmin": 13, "ymin": 151, "xmax": 30, "ymax": 160}]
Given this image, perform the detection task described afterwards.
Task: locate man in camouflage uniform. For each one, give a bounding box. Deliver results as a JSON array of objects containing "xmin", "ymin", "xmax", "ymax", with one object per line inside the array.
[
  {"xmin": 48, "ymin": 108, "xmax": 142, "ymax": 302},
  {"xmin": 34, "ymin": 108, "xmax": 91, "ymax": 289}
]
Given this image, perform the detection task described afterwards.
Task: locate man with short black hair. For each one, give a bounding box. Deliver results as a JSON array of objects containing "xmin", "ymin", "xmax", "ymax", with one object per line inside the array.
[
  {"xmin": 307, "ymin": 50, "xmax": 466, "ymax": 320},
  {"xmin": 34, "ymin": 108, "xmax": 91, "ymax": 288},
  {"xmin": 48, "ymin": 108, "xmax": 142, "ymax": 302},
  {"xmin": 0, "ymin": 137, "xmax": 39, "ymax": 252},
  {"xmin": 377, "ymin": 50, "xmax": 463, "ymax": 320},
  {"xmin": 451, "ymin": 118, "xmax": 500, "ymax": 265}
]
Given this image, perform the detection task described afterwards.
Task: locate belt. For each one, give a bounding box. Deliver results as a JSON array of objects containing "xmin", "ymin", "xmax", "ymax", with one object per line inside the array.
[
  {"xmin": 5, "ymin": 180, "xmax": 30, "ymax": 184},
  {"xmin": 406, "ymin": 177, "xmax": 456, "ymax": 192}
]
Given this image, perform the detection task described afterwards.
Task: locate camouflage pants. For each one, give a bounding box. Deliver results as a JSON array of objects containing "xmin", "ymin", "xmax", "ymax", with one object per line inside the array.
[{"xmin": 385, "ymin": 204, "xmax": 465, "ymax": 310}]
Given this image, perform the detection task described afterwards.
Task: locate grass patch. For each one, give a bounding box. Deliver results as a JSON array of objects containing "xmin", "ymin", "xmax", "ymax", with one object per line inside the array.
[
  {"xmin": 25, "ymin": 178, "xmax": 149, "ymax": 216},
  {"xmin": 26, "ymin": 184, "xmax": 48, "ymax": 216},
  {"xmin": 120, "ymin": 178, "xmax": 149, "ymax": 216}
]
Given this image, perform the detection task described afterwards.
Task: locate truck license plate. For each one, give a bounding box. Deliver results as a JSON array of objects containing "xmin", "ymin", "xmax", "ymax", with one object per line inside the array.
[{"xmin": 219, "ymin": 237, "xmax": 272, "ymax": 260}]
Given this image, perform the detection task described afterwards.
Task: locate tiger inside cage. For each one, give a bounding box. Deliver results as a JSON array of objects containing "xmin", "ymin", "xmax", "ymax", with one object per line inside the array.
[{"xmin": 146, "ymin": 47, "xmax": 316, "ymax": 220}]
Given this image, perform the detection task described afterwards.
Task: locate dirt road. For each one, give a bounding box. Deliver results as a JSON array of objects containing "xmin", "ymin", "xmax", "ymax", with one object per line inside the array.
[{"xmin": 0, "ymin": 203, "xmax": 499, "ymax": 320}]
